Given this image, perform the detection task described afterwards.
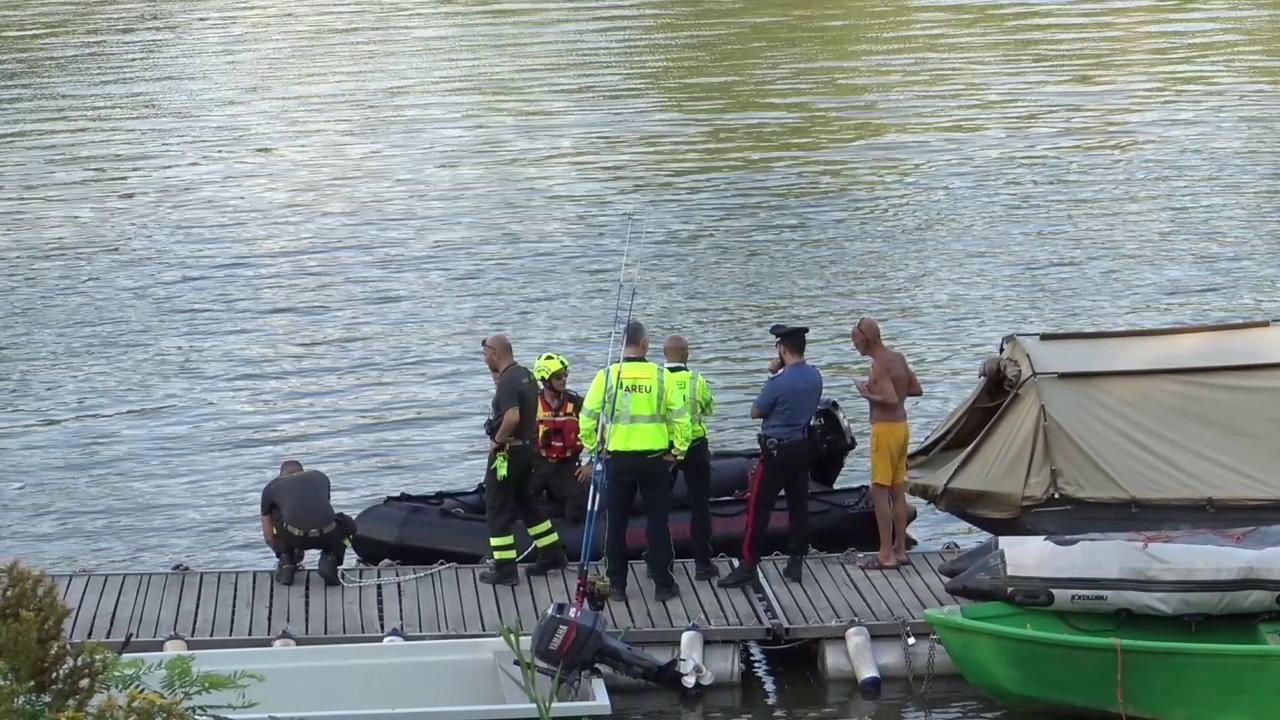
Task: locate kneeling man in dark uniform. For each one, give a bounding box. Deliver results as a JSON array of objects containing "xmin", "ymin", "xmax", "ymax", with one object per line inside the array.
[{"xmin": 261, "ymin": 460, "xmax": 356, "ymax": 586}]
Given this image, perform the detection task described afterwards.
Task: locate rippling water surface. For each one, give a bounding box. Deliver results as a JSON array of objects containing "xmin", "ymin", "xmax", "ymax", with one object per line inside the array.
[{"xmin": 3, "ymin": 1, "xmax": 1279, "ymax": 714}]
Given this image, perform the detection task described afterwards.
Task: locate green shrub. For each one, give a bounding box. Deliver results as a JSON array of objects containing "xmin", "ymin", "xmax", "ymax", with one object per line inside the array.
[{"xmin": 0, "ymin": 561, "xmax": 261, "ymax": 720}]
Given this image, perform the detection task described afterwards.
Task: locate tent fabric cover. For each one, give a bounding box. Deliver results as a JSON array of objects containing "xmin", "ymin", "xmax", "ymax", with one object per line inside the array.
[{"xmin": 908, "ymin": 321, "xmax": 1280, "ymax": 519}]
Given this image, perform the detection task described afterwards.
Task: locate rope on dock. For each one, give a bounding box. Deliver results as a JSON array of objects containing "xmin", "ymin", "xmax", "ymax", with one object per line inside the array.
[{"xmin": 339, "ymin": 560, "xmax": 459, "ymax": 587}]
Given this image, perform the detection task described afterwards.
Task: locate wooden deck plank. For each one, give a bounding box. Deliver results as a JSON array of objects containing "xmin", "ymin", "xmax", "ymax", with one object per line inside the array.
[
  {"xmin": 880, "ymin": 565, "xmax": 926, "ymax": 619},
  {"xmin": 794, "ymin": 558, "xmax": 839, "ymax": 623},
  {"xmin": 52, "ymin": 573, "xmax": 71, "ymax": 599},
  {"xmin": 174, "ymin": 572, "xmax": 202, "ymax": 638},
  {"xmin": 415, "ymin": 572, "xmax": 441, "ymax": 634},
  {"xmin": 624, "ymin": 563, "xmax": 657, "ymax": 630},
  {"xmin": 250, "ymin": 572, "xmax": 272, "ymax": 637},
  {"xmin": 88, "ymin": 574, "xmax": 124, "ymax": 640},
  {"xmin": 491, "ymin": 579, "xmax": 521, "ymax": 635},
  {"xmin": 109, "ymin": 574, "xmax": 143, "ymax": 640},
  {"xmin": 288, "ymin": 572, "xmax": 308, "ymax": 636},
  {"xmin": 270, "ymin": 572, "xmax": 292, "ymax": 635},
  {"xmin": 835, "ymin": 562, "xmax": 894, "ymax": 621},
  {"xmin": 526, "ymin": 572, "xmax": 554, "ymax": 633},
  {"xmin": 812, "ymin": 557, "xmax": 873, "ymax": 623},
  {"xmin": 322, "ymin": 575, "xmax": 345, "ymax": 636},
  {"xmin": 70, "ymin": 575, "xmax": 106, "ymax": 641},
  {"xmin": 305, "ymin": 571, "xmax": 326, "ymax": 636},
  {"xmin": 475, "ymin": 567, "xmax": 505, "ymax": 632},
  {"xmin": 856, "ymin": 564, "xmax": 911, "ymax": 621},
  {"xmin": 453, "ymin": 568, "xmax": 483, "ymax": 635},
  {"xmin": 360, "ymin": 570, "xmax": 381, "ymax": 634},
  {"xmin": 397, "ymin": 569, "xmax": 423, "ymax": 634},
  {"xmin": 211, "ymin": 574, "xmax": 236, "ymax": 637},
  {"xmin": 381, "ymin": 569, "xmax": 403, "ymax": 635},
  {"xmin": 584, "ymin": 561, "xmax": 627, "ymax": 628},
  {"xmin": 898, "ymin": 559, "xmax": 947, "ymax": 610},
  {"xmin": 511, "ymin": 571, "xmax": 540, "ymax": 634},
  {"xmin": 716, "ymin": 560, "xmax": 763, "ymax": 628},
  {"xmin": 660, "ymin": 565, "xmax": 692, "ymax": 629},
  {"xmin": 231, "ymin": 572, "xmax": 255, "ymax": 638},
  {"xmin": 920, "ymin": 553, "xmax": 967, "ymax": 605},
  {"xmin": 193, "ymin": 573, "xmax": 219, "ymax": 638},
  {"xmin": 134, "ymin": 574, "xmax": 166, "ymax": 639},
  {"xmin": 340, "ymin": 572, "xmax": 362, "ymax": 635},
  {"xmin": 759, "ymin": 561, "xmax": 812, "ymax": 625},
  {"xmin": 678, "ymin": 563, "xmax": 727, "ymax": 628},
  {"xmin": 438, "ymin": 565, "xmax": 466, "ymax": 634}
]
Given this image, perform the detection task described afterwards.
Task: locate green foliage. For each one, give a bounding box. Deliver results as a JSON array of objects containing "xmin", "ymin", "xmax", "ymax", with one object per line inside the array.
[
  {"xmin": 0, "ymin": 561, "xmax": 262, "ymax": 720},
  {"xmin": 106, "ymin": 654, "xmax": 263, "ymax": 718},
  {"xmin": 498, "ymin": 622, "xmax": 561, "ymax": 720}
]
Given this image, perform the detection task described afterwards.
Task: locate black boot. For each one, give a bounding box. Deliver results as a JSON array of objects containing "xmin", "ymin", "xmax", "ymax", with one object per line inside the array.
[
  {"xmin": 717, "ymin": 562, "xmax": 757, "ymax": 589},
  {"xmin": 525, "ymin": 546, "xmax": 568, "ymax": 577},
  {"xmin": 317, "ymin": 553, "xmax": 341, "ymax": 587},
  {"xmin": 694, "ymin": 562, "xmax": 720, "ymax": 581},
  {"xmin": 654, "ymin": 584, "xmax": 680, "ymax": 602},
  {"xmin": 479, "ymin": 561, "xmax": 519, "ymax": 587},
  {"xmin": 275, "ymin": 558, "xmax": 297, "ymax": 586},
  {"xmin": 784, "ymin": 555, "xmax": 804, "ymax": 582}
]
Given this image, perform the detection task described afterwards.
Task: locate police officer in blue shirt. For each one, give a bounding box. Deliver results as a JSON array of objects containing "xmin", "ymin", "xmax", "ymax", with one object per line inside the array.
[{"xmin": 719, "ymin": 324, "xmax": 824, "ymax": 588}]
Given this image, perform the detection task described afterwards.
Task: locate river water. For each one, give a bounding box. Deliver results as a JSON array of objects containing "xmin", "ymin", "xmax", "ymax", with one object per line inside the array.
[{"xmin": 3, "ymin": 0, "xmax": 1279, "ymax": 716}]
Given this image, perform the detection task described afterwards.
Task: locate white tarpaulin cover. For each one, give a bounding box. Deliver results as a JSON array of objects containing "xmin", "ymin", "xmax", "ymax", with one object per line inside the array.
[
  {"xmin": 945, "ymin": 528, "xmax": 1280, "ymax": 616},
  {"xmin": 908, "ymin": 321, "xmax": 1280, "ymax": 518}
]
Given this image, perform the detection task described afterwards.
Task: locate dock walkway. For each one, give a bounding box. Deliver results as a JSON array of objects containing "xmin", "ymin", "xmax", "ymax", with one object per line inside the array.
[{"xmin": 49, "ymin": 551, "xmax": 967, "ymax": 651}]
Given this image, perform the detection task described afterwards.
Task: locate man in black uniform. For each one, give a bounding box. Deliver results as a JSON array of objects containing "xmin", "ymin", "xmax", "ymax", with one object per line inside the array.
[
  {"xmin": 480, "ymin": 334, "xmax": 567, "ymax": 586},
  {"xmin": 719, "ymin": 324, "xmax": 824, "ymax": 588},
  {"xmin": 260, "ymin": 460, "xmax": 356, "ymax": 587}
]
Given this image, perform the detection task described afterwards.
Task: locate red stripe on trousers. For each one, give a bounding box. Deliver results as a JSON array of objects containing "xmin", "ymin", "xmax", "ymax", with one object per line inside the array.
[{"xmin": 741, "ymin": 459, "xmax": 766, "ymax": 564}]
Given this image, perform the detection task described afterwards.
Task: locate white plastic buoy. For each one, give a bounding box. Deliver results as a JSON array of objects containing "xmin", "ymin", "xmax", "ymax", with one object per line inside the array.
[
  {"xmin": 161, "ymin": 633, "xmax": 188, "ymax": 653},
  {"xmin": 382, "ymin": 627, "xmax": 406, "ymax": 643},
  {"xmin": 845, "ymin": 626, "xmax": 881, "ymax": 698},
  {"xmin": 678, "ymin": 629, "xmax": 714, "ymax": 688},
  {"xmin": 271, "ymin": 629, "xmax": 297, "ymax": 648}
]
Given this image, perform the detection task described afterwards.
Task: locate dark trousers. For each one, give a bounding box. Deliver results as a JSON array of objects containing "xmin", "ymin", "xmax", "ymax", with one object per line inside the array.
[
  {"xmin": 273, "ymin": 513, "xmax": 355, "ymax": 565},
  {"xmin": 673, "ymin": 437, "xmax": 712, "ymax": 565},
  {"xmin": 742, "ymin": 437, "xmax": 811, "ymax": 564},
  {"xmin": 531, "ymin": 457, "xmax": 588, "ymax": 524},
  {"xmin": 605, "ymin": 453, "xmax": 675, "ymax": 589},
  {"xmin": 486, "ymin": 445, "xmax": 559, "ymax": 562}
]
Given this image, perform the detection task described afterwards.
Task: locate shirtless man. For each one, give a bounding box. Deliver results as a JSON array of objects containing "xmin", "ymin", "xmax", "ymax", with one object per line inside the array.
[{"xmin": 851, "ymin": 317, "xmax": 922, "ymax": 569}]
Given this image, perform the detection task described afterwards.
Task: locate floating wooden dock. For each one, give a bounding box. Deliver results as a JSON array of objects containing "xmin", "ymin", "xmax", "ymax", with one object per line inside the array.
[{"xmin": 48, "ymin": 551, "xmax": 967, "ymax": 652}]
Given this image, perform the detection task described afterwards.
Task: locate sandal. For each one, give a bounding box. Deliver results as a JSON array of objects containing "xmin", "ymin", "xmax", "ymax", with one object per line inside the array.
[{"xmin": 858, "ymin": 555, "xmax": 899, "ymax": 571}]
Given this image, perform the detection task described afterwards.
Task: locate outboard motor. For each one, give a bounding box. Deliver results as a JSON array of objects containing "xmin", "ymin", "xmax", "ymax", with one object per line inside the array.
[
  {"xmin": 809, "ymin": 398, "xmax": 857, "ymax": 487},
  {"xmin": 532, "ymin": 602, "xmax": 683, "ymax": 689}
]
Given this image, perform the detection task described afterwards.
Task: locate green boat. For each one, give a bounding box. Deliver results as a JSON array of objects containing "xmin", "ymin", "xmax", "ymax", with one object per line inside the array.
[{"xmin": 925, "ymin": 602, "xmax": 1280, "ymax": 720}]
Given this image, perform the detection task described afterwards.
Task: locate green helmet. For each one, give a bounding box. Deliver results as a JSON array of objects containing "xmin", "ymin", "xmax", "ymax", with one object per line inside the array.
[{"xmin": 533, "ymin": 352, "xmax": 570, "ymax": 382}]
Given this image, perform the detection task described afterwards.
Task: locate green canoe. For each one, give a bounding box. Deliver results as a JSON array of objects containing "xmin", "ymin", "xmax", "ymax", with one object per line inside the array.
[{"xmin": 925, "ymin": 602, "xmax": 1280, "ymax": 720}]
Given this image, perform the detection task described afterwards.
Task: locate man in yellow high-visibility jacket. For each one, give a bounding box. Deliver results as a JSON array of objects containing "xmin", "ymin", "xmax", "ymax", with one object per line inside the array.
[
  {"xmin": 663, "ymin": 334, "xmax": 719, "ymax": 581},
  {"xmin": 577, "ymin": 320, "xmax": 692, "ymax": 603}
]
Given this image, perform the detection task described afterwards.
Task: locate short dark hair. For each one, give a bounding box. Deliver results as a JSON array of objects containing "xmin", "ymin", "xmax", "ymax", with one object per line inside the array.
[
  {"xmin": 778, "ymin": 334, "xmax": 806, "ymax": 356},
  {"xmin": 279, "ymin": 460, "xmax": 304, "ymax": 475},
  {"xmin": 623, "ymin": 320, "xmax": 647, "ymax": 346}
]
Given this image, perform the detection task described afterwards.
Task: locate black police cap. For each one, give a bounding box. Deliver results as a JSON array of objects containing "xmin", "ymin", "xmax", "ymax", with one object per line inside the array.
[{"xmin": 769, "ymin": 324, "xmax": 809, "ymax": 340}]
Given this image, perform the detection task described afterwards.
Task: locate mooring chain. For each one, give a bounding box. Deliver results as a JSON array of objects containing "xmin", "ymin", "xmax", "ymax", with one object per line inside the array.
[
  {"xmin": 922, "ymin": 632, "xmax": 939, "ymax": 719},
  {"xmin": 898, "ymin": 617, "xmax": 916, "ymax": 691}
]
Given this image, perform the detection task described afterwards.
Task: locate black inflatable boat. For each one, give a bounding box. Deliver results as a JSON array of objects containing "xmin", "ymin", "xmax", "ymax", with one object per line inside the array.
[{"xmin": 351, "ymin": 398, "xmax": 913, "ymax": 565}]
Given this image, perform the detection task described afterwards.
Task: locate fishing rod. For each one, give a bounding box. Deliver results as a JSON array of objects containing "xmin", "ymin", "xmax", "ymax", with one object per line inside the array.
[{"xmin": 575, "ymin": 214, "xmax": 649, "ymax": 608}]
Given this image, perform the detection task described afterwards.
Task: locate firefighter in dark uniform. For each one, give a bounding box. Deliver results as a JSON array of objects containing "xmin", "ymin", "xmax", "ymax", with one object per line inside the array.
[
  {"xmin": 530, "ymin": 352, "xmax": 588, "ymax": 523},
  {"xmin": 260, "ymin": 460, "xmax": 357, "ymax": 587},
  {"xmin": 718, "ymin": 324, "xmax": 823, "ymax": 588},
  {"xmin": 480, "ymin": 335, "xmax": 567, "ymax": 586}
]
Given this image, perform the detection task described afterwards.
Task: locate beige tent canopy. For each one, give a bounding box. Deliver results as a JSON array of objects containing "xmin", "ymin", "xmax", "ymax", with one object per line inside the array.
[{"xmin": 907, "ymin": 319, "xmax": 1280, "ymax": 520}]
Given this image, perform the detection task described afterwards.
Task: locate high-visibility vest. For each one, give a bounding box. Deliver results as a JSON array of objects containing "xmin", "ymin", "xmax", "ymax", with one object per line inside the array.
[
  {"xmin": 536, "ymin": 391, "xmax": 583, "ymax": 461},
  {"xmin": 579, "ymin": 359, "xmax": 691, "ymax": 455},
  {"xmin": 669, "ymin": 368, "xmax": 713, "ymax": 441}
]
